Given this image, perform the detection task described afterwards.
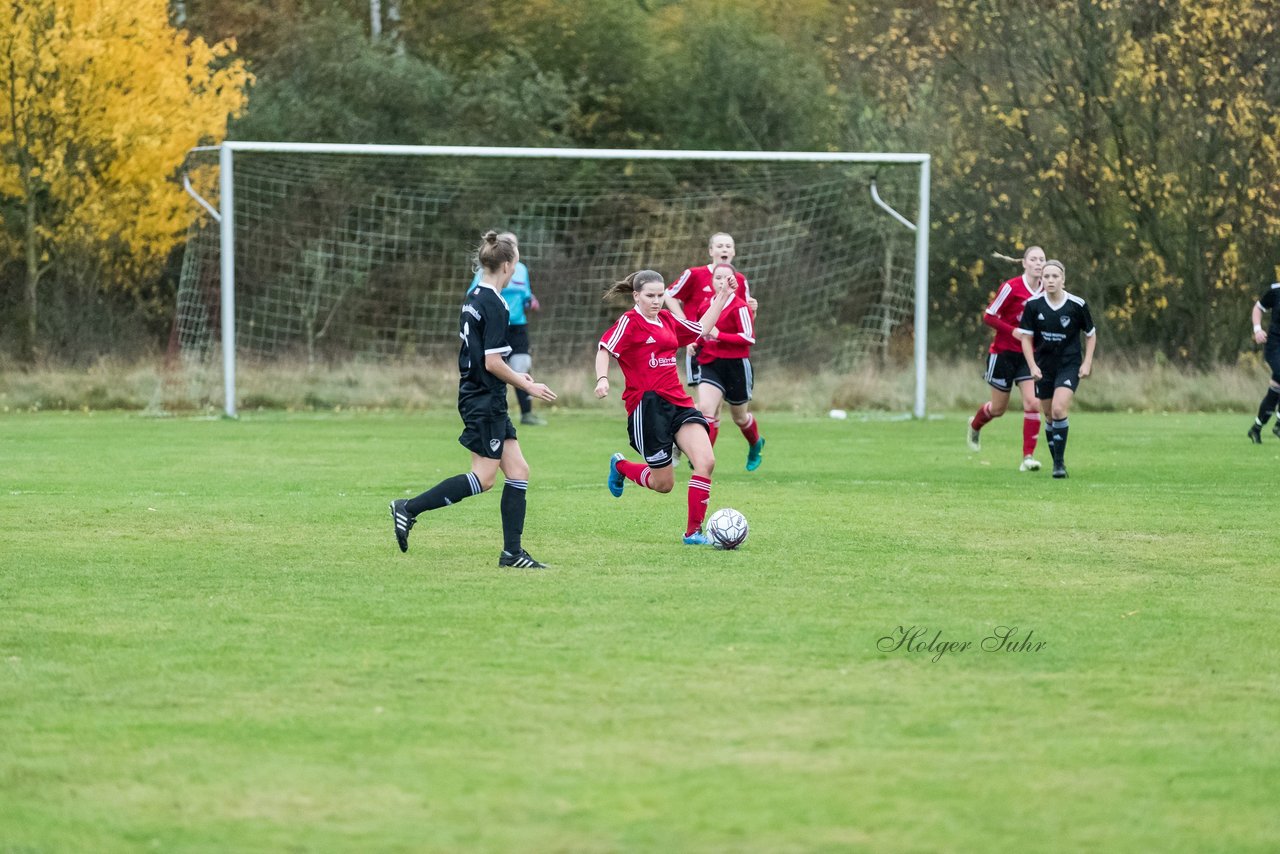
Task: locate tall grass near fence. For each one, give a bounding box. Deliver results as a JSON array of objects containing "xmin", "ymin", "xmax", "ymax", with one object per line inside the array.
[{"xmin": 0, "ymin": 353, "xmax": 1271, "ymax": 414}]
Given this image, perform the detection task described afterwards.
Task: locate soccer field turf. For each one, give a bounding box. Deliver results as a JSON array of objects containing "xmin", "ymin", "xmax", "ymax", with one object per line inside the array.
[{"xmin": 3, "ymin": 410, "xmax": 1277, "ymax": 851}]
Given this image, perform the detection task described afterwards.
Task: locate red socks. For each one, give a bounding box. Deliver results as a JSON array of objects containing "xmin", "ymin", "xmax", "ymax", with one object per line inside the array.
[
  {"xmin": 1022, "ymin": 411, "xmax": 1041, "ymax": 456},
  {"xmin": 707, "ymin": 417, "xmax": 720, "ymax": 446},
  {"xmin": 686, "ymin": 475, "xmax": 711, "ymax": 537},
  {"xmin": 739, "ymin": 413, "xmax": 760, "ymax": 445},
  {"xmin": 971, "ymin": 401, "xmax": 995, "ymax": 430},
  {"xmin": 615, "ymin": 458, "xmax": 652, "ymax": 489}
]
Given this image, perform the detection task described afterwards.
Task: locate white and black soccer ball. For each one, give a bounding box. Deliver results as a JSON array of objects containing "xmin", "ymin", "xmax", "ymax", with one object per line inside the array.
[{"xmin": 706, "ymin": 508, "xmax": 749, "ymax": 550}]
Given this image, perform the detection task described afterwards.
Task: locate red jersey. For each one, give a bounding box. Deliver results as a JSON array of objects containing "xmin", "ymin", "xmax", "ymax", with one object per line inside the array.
[
  {"xmin": 696, "ymin": 294, "xmax": 755, "ymax": 363},
  {"xmin": 667, "ymin": 265, "xmax": 751, "ymax": 321},
  {"xmin": 599, "ymin": 308, "xmax": 703, "ymax": 414},
  {"xmin": 985, "ymin": 274, "xmax": 1042, "ymax": 354}
]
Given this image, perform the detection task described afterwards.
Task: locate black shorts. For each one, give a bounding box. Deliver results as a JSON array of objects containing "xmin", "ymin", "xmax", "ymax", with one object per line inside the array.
[
  {"xmin": 685, "ymin": 348, "xmax": 701, "ymax": 387},
  {"xmin": 1034, "ymin": 361, "xmax": 1082, "ymax": 400},
  {"xmin": 627, "ymin": 391, "xmax": 709, "ymax": 469},
  {"xmin": 458, "ymin": 390, "xmax": 516, "ymax": 459},
  {"xmin": 697, "ymin": 357, "xmax": 754, "ymax": 405},
  {"xmin": 1265, "ymin": 341, "xmax": 1280, "ymax": 384},
  {"xmin": 984, "ymin": 350, "xmax": 1032, "ymax": 391}
]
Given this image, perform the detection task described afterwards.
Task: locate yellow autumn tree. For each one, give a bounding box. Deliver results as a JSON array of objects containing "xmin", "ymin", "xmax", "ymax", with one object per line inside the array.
[{"xmin": 0, "ymin": 0, "xmax": 250, "ymax": 360}]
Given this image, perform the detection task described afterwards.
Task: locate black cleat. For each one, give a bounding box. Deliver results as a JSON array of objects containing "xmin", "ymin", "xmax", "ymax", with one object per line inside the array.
[
  {"xmin": 1249, "ymin": 424, "xmax": 1263, "ymax": 444},
  {"xmin": 390, "ymin": 499, "xmax": 415, "ymax": 552},
  {"xmin": 499, "ymin": 549, "xmax": 548, "ymax": 569},
  {"xmin": 1052, "ymin": 465, "xmax": 1068, "ymax": 479},
  {"xmin": 1271, "ymin": 421, "xmax": 1280, "ymax": 440}
]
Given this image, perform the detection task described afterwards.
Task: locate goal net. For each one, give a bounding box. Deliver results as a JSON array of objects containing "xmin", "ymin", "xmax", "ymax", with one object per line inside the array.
[{"xmin": 174, "ymin": 144, "xmax": 929, "ymax": 416}]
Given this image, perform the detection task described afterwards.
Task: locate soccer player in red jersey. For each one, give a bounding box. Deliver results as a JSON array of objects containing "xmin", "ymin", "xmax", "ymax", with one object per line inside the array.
[
  {"xmin": 967, "ymin": 246, "xmax": 1047, "ymax": 471},
  {"xmin": 595, "ymin": 268, "xmax": 735, "ymax": 545},
  {"xmin": 664, "ymin": 232, "xmax": 756, "ymax": 387},
  {"xmin": 694, "ymin": 263, "xmax": 765, "ymax": 471}
]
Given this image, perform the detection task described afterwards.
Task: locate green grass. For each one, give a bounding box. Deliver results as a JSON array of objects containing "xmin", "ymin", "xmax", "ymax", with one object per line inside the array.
[{"xmin": 2, "ymin": 409, "xmax": 1278, "ymax": 852}]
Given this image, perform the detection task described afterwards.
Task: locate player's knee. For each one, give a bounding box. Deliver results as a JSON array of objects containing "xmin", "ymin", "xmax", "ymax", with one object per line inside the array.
[
  {"xmin": 506, "ymin": 462, "xmax": 530, "ymax": 482},
  {"xmin": 1051, "ymin": 406, "xmax": 1069, "ymax": 421},
  {"xmin": 989, "ymin": 401, "xmax": 1008, "ymax": 417},
  {"xmin": 473, "ymin": 471, "xmax": 498, "ymax": 492}
]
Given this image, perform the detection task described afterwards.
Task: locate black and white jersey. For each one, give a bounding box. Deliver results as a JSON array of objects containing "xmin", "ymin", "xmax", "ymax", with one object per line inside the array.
[
  {"xmin": 458, "ymin": 285, "xmax": 512, "ymax": 398},
  {"xmin": 1017, "ymin": 292, "xmax": 1095, "ymax": 364},
  {"xmin": 1256, "ymin": 283, "xmax": 1280, "ymax": 339}
]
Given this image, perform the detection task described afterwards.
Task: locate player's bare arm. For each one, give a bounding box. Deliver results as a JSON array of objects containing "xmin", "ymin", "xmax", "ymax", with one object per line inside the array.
[
  {"xmin": 485, "ymin": 352, "xmax": 557, "ymax": 401},
  {"xmin": 593, "ymin": 348, "xmax": 612, "ymax": 399},
  {"xmin": 1019, "ymin": 330, "xmax": 1041, "ymax": 380},
  {"xmin": 1080, "ymin": 332, "xmax": 1097, "ymax": 378}
]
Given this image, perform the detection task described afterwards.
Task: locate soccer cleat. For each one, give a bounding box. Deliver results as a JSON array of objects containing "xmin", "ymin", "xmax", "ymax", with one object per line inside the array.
[
  {"xmin": 1052, "ymin": 465, "xmax": 1068, "ymax": 479},
  {"xmin": 389, "ymin": 499, "xmax": 415, "ymax": 553},
  {"xmin": 520, "ymin": 412, "xmax": 547, "ymax": 426},
  {"xmin": 967, "ymin": 424, "xmax": 981, "ymax": 452},
  {"xmin": 607, "ymin": 452, "xmax": 626, "ymax": 497},
  {"xmin": 1272, "ymin": 420, "xmax": 1280, "ymax": 439},
  {"xmin": 1249, "ymin": 424, "xmax": 1263, "ymax": 444},
  {"xmin": 683, "ymin": 530, "xmax": 713, "ymax": 546},
  {"xmin": 499, "ymin": 549, "xmax": 548, "ymax": 569},
  {"xmin": 746, "ymin": 438, "xmax": 766, "ymax": 471},
  {"xmin": 1019, "ymin": 456, "xmax": 1041, "ymax": 472}
]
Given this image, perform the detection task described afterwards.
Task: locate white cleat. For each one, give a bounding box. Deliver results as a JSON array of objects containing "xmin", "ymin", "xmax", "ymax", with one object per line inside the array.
[
  {"xmin": 966, "ymin": 425, "xmax": 981, "ymax": 452},
  {"xmin": 1019, "ymin": 456, "xmax": 1041, "ymax": 472}
]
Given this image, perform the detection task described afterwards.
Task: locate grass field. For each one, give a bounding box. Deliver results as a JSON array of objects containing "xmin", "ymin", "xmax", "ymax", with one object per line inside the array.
[{"xmin": 3, "ymin": 409, "xmax": 1279, "ymax": 852}]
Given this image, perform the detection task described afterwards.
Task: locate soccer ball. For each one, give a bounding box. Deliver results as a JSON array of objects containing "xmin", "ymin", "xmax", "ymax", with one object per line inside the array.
[{"xmin": 706, "ymin": 508, "xmax": 749, "ymax": 550}]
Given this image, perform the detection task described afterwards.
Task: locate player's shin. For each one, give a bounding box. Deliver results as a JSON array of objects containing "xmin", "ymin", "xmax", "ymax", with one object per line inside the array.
[
  {"xmin": 686, "ymin": 475, "xmax": 711, "ymax": 537},
  {"xmin": 406, "ymin": 472, "xmax": 482, "ymax": 515},
  {"xmin": 500, "ymin": 479, "xmax": 528, "ymax": 554}
]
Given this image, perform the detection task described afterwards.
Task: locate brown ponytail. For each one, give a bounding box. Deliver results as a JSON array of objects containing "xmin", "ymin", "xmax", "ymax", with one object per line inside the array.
[{"xmin": 602, "ymin": 269, "xmax": 664, "ymax": 302}]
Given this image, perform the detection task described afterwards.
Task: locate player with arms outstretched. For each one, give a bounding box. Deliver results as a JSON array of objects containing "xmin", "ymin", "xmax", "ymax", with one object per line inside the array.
[
  {"xmin": 664, "ymin": 232, "xmax": 756, "ymax": 386},
  {"xmin": 595, "ymin": 268, "xmax": 735, "ymax": 545},
  {"xmin": 695, "ymin": 263, "xmax": 765, "ymax": 470},
  {"xmin": 967, "ymin": 246, "xmax": 1046, "ymax": 471},
  {"xmin": 389, "ymin": 231, "xmax": 557, "ymax": 567},
  {"xmin": 1017, "ymin": 259, "xmax": 1096, "ymax": 479}
]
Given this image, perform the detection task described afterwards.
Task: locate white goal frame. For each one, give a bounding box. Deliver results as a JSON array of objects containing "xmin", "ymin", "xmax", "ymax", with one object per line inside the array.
[{"xmin": 186, "ymin": 142, "xmax": 931, "ymax": 419}]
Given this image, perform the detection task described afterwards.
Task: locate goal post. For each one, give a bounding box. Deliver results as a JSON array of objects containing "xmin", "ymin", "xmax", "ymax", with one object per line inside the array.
[{"xmin": 177, "ymin": 142, "xmax": 930, "ymax": 418}]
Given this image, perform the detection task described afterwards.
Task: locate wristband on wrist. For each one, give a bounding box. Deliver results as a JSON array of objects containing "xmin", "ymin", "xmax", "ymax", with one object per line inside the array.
[
  {"xmin": 596, "ymin": 376, "xmax": 608, "ymax": 382},
  {"xmin": 1255, "ymin": 325, "xmax": 1264, "ymax": 333}
]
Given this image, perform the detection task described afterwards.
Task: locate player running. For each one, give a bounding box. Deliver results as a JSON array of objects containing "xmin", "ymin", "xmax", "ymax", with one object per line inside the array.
[
  {"xmin": 595, "ymin": 268, "xmax": 735, "ymax": 545},
  {"xmin": 1017, "ymin": 259, "xmax": 1096, "ymax": 479},
  {"xmin": 694, "ymin": 263, "xmax": 765, "ymax": 470},
  {"xmin": 967, "ymin": 246, "xmax": 1046, "ymax": 471},
  {"xmin": 467, "ymin": 231, "xmax": 545, "ymax": 426},
  {"xmin": 389, "ymin": 231, "xmax": 557, "ymax": 567},
  {"xmin": 1246, "ymin": 281, "xmax": 1280, "ymax": 443}
]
